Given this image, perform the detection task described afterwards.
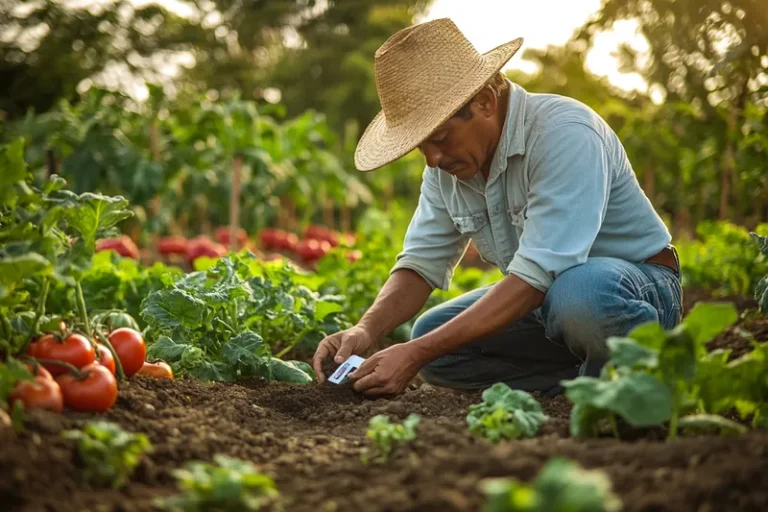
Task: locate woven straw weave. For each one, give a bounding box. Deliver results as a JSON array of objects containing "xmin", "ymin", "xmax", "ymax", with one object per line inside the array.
[{"xmin": 355, "ymin": 18, "xmax": 523, "ymax": 172}]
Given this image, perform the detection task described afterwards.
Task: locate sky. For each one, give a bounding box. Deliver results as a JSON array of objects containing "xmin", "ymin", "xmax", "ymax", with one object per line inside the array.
[{"xmin": 419, "ymin": 0, "xmax": 649, "ymax": 93}]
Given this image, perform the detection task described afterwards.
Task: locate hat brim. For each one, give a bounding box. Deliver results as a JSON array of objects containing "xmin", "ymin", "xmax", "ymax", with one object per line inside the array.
[{"xmin": 354, "ymin": 37, "xmax": 523, "ymax": 172}]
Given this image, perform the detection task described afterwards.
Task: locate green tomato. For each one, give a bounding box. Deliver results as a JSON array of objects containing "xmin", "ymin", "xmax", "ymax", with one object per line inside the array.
[{"xmin": 93, "ymin": 311, "xmax": 139, "ymax": 332}]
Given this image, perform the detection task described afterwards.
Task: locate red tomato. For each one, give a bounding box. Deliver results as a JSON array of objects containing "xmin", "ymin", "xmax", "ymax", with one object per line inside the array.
[
  {"xmin": 347, "ymin": 249, "xmax": 363, "ymax": 263},
  {"xmin": 56, "ymin": 364, "xmax": 118, "ymax": 413},
  {"xmin": 215, "ymin": 227, "xmax": 248, "ymax": 248},
  {"xmin": 108, "ymin": 328, "xmax": 146, "ymax": 377},
  {"xmin": 25, "ymin": 363, "xmax": 53, "ymax": 381},
  {"xmin": 157, "ymin": 235, "xmax": 188, "ymax": 255},
  {"xmin": 29, "ymin": 334, "xmax": 96, "ymax": 376},
  {"xmin": 323, "ymin": 231, "xmax": 339, "ymax": 247},
  {"xmin": 138, "ymin": 361, "xmax": 174, "ymax": 380},
  {"xmin": 96, "ymin": 236, "xmax": 140, "ymax": 259},
  {"xmin": 281, "ymin": 232, "xmax": 299, "ymax": 252},
  {"xmin": 186, "ymin": 236, "xmax": 227, "ymax": 264},
  {"xmin": 318, "ymin": 240, "xmax": 332, "ymax": 256},
  {"xmin": 259, "ymin": 229, "xmax": 277, "ymax": 250},
  {"xmin": 9, "ymin": 376, "xmax": 63, "ymax": 413},
  {"xmin": 94, "ymin": 343, "xmax": 116, "ymax": 375}
]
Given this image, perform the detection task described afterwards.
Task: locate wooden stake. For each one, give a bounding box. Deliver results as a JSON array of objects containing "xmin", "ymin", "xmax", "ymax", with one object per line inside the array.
[
  {"xmin": 340, "ymin": 202, "xmax": 351, "ymax": 233},
  {"xmin": 229, "ymin": 155, "xmax": 243, "ymax": 252}
]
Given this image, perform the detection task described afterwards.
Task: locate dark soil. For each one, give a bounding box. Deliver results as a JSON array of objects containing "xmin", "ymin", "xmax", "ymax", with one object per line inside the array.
[{"xmin": 2, "ymin": 294, "xmax": 767, "ymax": 512}]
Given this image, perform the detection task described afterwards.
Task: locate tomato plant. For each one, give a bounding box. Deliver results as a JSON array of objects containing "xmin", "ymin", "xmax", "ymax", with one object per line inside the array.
[
  {"xmin": 56, "ymin": 363, "xmax": 118, "ymax": 413},
  {"xmin": 108, "ymin": 328, "xmax": 146, "ymax": 377}
]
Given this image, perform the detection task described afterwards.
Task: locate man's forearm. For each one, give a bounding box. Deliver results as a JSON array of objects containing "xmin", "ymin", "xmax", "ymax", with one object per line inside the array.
[
  {"xmin": 410, "ymin": 274, "xmax": 544, "ymax": 363},
  {"xmin": 357, "ymin": 269, "xmax": 433, "ymax": 341}
]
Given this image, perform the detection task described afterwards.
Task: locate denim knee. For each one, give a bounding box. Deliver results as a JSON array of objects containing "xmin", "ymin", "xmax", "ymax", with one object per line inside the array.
[{"xmin": 542, "ymin": 258, "xmax": 659, "ymax": 361}]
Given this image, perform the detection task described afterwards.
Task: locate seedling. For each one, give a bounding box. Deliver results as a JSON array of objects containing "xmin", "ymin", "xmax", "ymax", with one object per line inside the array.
[
  {"xmin": 467, "ymin": 383, "xmax": 548, "ymax": 442},
  {"xmin": 157, "ymin": 454, "xmax": 279, "ymax": 511},
  {"xmin": 362, "ymin": 413, "xmax": 420, "ymax": 464},
  {"xmin": 64, "ymin": 421, "xmax": 151, "ymax": 488},
  {"xmin": 481, "ymin": 457, "xmax": 622, "ymax": 512}
]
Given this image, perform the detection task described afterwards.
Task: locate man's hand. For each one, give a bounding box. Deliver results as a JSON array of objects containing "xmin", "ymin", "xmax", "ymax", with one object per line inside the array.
[
  {"xmin": 312, "ymin": 326, "xmax": 375, "ymax": 383},
  {"xmin": 347, "ymin": 343, "xmax": 427, "ymax": 396}
]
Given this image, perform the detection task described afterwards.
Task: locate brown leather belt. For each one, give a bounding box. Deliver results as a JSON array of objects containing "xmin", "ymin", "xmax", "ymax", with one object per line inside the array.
[{"xmin": 645, "ymin": 246, "xmax": 679, "ymax": 274}]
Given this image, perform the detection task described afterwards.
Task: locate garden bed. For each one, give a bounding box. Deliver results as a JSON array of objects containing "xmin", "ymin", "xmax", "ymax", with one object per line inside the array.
[{"xmin": 1, "ymin": 308, "xmax": 766, "ymax": 512}]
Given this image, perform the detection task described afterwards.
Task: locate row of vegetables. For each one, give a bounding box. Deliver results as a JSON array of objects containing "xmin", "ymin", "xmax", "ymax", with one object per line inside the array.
[{"xmin": 97, "ymin": 224, "xmax": 362, "ymax": 268}]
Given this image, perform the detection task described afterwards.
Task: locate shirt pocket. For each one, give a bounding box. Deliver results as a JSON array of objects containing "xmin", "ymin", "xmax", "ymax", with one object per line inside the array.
[
  {"xmin": 507, "ymin": 204, "xmax": 528, "ymax": 232},
  {"xmin": 452, "ymin": 212, "xmax": 496, "ymax": 265}
]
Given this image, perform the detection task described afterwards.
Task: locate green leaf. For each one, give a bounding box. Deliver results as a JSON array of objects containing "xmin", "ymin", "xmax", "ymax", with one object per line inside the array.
[
  {"xmin": 314, "ymin": 300, "xmax": 343, "ymax": 321},
  {"xmin": 51, "ymin": 191, "xmax": 133, "ymax": 248},
  {"xmin": 0, "ymin": 138, "xmax": 27, "ymax": 203},
  {"xmin": 626, "ymin": 322, "xmax": 667, "ymax": 350},
  {"xmin": 0, "ymin": 253, "xmax": 52, "ymax": 286},
  {"xmin": 480, "ymin": 458, "xmax": 622, "ymax": 512},
  {"xmin": 63, "ymin": 421, "xmax": 151, "ymax": 489},
  {"xmin": 268, "ymin": 358, "xmax": 314, "ymax": 384},
  {"xmin": 146, "ymin": 336, "xmax": 191, "ymax": 363},
  {"xmin": 141, "ymin": 288, "xmax": 209, "ymax": 330},
  {"xmin": 467, "ymin": 383, "xmax": 548, "ymax": 442},
  {"xmin": 678, "ymin": 414, "xmax": 747, "ymax": 435},
  {"xmin": 563, "ymin": 374, "xmax": 673, "ymax": 427},
  {"xmin": 607, "ymin": 336, "xmax": 659, "ymax": 369},
  {"xmin": 186, "ymin": 360, "xmax": 236, "ymax": 382},
  {"xmin": 683, "ymin": 302, "xmax": 738, "ymax": 346}
]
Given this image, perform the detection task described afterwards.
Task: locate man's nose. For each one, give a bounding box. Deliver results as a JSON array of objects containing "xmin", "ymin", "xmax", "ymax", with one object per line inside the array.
[{"xmin": 422, "ymin": 145, "xmax": 442, "ymax": 169}]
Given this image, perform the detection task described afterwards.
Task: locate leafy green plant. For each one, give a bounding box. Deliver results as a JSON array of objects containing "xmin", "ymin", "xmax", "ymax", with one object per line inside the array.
[
  {"xmin": 751, "ymin": 232, "xmax": 768, "ymax": 314},
  {"xmin": 157, "ymin": 454, "xmax": 279, "ymax": 512},
  {"xmin": 481, "ymin": 458, "xmax": 622, "ymax": 512},
  {"xmin": 142, "ymin": 253, "xmax": 347, "ymax": 383},
  {"xmin": 676, "ymin": 221, "xmax": 768, "ymax": 296},
  {"xmin": 467, "ymin": 383, "xmax": 548, "ymax": 442},
  {"xmin": 64, "ymin": 421, "xmax": 151, "ymax": 488},
  {"xmin": 361, "ymin": 414, "xmax": 421, "ymax": 464},
  {"xmin": 562, "ymin": 302, "xmax": 749, "ymax": 438}
]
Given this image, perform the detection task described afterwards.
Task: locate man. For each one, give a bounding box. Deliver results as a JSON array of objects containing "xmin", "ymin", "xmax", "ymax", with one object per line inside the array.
[{"xmin": 312, "ymin": 18, "xmax": 682, "ymax": 396}]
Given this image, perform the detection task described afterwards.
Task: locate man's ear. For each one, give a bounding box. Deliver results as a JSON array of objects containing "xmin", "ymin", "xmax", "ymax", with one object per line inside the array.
[{"xmin": 473, "ymin": 87, "xmax": 497, "ymax": 119}]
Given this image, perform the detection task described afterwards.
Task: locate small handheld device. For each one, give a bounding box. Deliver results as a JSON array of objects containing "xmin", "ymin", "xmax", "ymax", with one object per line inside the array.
[{"xmin": 328, "ymin": 355, "xmax": 366, "ymax": 385}]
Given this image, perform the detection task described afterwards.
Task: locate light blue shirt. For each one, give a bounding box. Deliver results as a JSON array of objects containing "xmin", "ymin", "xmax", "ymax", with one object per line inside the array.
[{"xmin": 392, "ymin": 81, "xmax": 671, "ymax": 292}]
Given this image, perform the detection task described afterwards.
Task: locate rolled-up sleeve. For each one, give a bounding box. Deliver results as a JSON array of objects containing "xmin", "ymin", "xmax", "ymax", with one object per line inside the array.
[
  {"xmin": 507, "ymin": 122, "xmax": 612, "ymax": 292},
  {"xmin": 390, "ymin": 168, "xmax": 468, "ymax": 290}
]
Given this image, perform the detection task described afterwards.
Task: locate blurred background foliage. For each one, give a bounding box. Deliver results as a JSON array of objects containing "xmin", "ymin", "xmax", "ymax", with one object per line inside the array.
[{"xmin": 1, "ymin": 0, "xmax": 766, "ymax": 239}]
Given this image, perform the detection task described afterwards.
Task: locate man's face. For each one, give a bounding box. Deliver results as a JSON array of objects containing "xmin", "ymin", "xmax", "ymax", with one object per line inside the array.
[{"xmin": 417, "ymin": 89, "xmax": 501, "ymax": 181}]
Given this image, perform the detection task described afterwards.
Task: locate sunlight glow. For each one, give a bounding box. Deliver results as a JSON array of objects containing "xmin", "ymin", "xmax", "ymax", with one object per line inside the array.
[{"xmin": 420, "ymin": 0, "xmax": 650, "ymax": 93}]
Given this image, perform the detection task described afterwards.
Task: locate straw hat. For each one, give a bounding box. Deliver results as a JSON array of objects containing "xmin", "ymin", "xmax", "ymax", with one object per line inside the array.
[{"xmin": 354, "ymin": 18, "xmax": 523, "ymax": 172}]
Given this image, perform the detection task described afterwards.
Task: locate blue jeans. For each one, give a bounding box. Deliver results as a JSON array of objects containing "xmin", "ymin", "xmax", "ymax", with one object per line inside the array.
[{"xmin": 415, "ymin": 257, "xmax": 682, "ymax": 396}]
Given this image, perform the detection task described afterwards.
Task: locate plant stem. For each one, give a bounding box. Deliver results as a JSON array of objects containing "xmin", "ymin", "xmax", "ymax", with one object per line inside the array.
[
  {"xmin": 608, "ymin": 413, "xmax": 621, "ymax": 439},
  {"xmin": 275, "ymin": 329, "xmax": 308, "ymax": 359},
  {"xmin": 75, "ymin": 282, "xmax": 91, "ymax": 335},
  {"xmin": 31, "ymin": 278, "xmax": 50, "ymax": 335},
  {"xmin": 22, "ymin": 356, "xmax": 82, "ymax": 377},
  {"xmin": 20, "ymin": 278, "xmax": 51, "ymax": 354},
  {"xmin": 668, "ymin": 399, "xmax": 680, "ymax": 440},
  {"xmin": 93, "ymin": 329, "xmax": 126, "ymax": 382}
]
